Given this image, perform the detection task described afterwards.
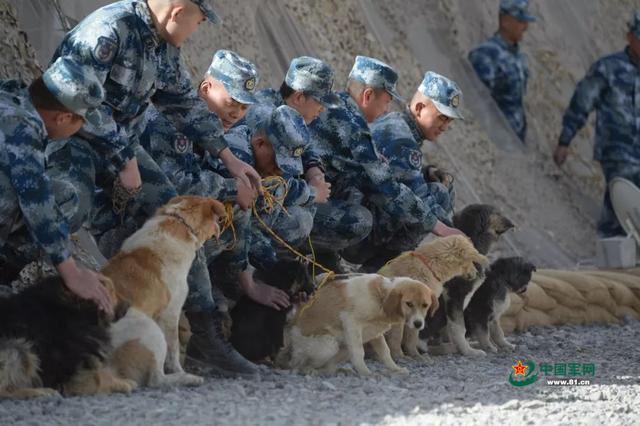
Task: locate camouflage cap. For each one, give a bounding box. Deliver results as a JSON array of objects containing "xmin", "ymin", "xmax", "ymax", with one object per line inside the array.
[
  {"xmin": 285, "ymin": 56, "xmax": 340, "ymax": 108},
  {"xmin": 418, "ymin": 71, "xmax": 464, "ymax": 120},
  {"xmin": 256, "ymin": 105, "xmax": 307, "ymax": 176},
  {"xmin": 628, "ymin": 10, "xmax": 640, "ymax": 39},
  {"xmin": 42, "ymin": 57, "xmax": 104, "ymax": 126},
  {"xmin": 499, "ymin": 0, "xmax": 536, "ymax": 22},
  {"xmin": 190, "ymin": 0, "xmax": 221, "ymax": 24},
  {"xmin": 207, "ymin": 50, "xmax": 259, "ymax": 104},
  {"xmin": 348, "ymin": 55, "xmax": 404, "ymax": 102}
]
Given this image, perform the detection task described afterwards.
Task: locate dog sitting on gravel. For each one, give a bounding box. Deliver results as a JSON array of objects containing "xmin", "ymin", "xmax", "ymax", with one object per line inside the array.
[
  {"xmin": 378, "ymin": 234, "xmax": 490, "ymax": 361},
  {"xmin": 0, "ymin": 275, "xmax": 132, "ymax": 399},
  {"xmin": 230, "ymin": 259, "xmax": 315, "ymax": 362},
  {"xmin": 424, "ymin": 204, "xmax": 515, "ymax": 357},
  {"xmin": 102, "ymin": 196, "xmax": 225, "ymax": 388},
  {"xmin": 277, "ymin": 273, "xmax": 435, "ymax": 376},
  {"xmin": 464, "ymin": 257, "xmax": 536, "ymax": 353}
]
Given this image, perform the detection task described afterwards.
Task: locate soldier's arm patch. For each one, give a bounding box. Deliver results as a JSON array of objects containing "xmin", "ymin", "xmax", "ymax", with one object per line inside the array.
[
  {"xmin": 408, "ymin": 149, "xmax": 422, "ymax": 169},
  {"xmin": 174, "ymin": 134, "xmax": 191, "ymax": 154},
  {"xmin": 92, "ymin": 36, "xmax": 118, "ymax": 65}
]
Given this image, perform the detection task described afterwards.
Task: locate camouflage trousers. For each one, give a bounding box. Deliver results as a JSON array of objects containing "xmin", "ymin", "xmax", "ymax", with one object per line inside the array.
[
  {"xmin": 344, "ymin": 182, "xmax": 455, "ymax": 265},
  {"xmin": 310, "ymin": 198, "xmax": 373, "ymax": 254},
  {"xmin": 0, "ymin": 170, "xmax": 79, "ymax": 267},
  {"xmin": 46, "ymin": 138, "xmax": 218, "ymax": 313},
  {"xmin": 599, "ymin": 160, "xmax": 640, "ymax": 237},
  {"xmin": 249, "ymin": 204, "xmax": 315, "ymax": 270}
]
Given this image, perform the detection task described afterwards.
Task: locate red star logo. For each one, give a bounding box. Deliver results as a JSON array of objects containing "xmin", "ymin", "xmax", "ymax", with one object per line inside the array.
[{"xmin": 512, "ymin": 360, "xmax": 528, "ymax": 376}]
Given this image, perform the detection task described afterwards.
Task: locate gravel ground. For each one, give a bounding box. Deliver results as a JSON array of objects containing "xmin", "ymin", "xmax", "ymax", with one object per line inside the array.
[{"xmin": 1, "ymin": 320, "xmax": 639, "ymax": 426}]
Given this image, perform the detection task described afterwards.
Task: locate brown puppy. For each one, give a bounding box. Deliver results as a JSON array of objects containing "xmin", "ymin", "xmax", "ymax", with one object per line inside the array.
[
  {"xmin": 103, "ymin": 196, "xmax": 225, "ymax": 388},
  {"xmin": 378, "ymin": 235, "xmax": 489, "ymax": 362},
  {"xmin": 278, "ymin": 274, "xmax": 435, "ymax": 376}
]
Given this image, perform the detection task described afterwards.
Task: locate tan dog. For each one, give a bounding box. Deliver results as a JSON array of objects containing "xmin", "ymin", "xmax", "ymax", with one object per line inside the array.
[
  {"xmin": 378, "ymin": 235, "xmax": 489, "ymax": 362},
  {"xmin": 102, "ymin": 196, "xmax": 225, "ymax": 388},
  {"xmin": 277, "ymin": 274, "xmax": 435, "ymax": 376}
]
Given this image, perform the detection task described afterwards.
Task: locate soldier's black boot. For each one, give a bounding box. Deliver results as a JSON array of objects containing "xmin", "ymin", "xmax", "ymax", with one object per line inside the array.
[{"xmin": 185, "ymin": 310, "xmax": 260, "ymax": 378}]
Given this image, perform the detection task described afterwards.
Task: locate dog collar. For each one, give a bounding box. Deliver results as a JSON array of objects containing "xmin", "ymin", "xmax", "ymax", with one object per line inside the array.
[
  {"xmin": 409, "ymin": 251, "xmax": 442, "ymax": 282},
  {"xmin": 163, "ymin": 212, "xmax": 199, "ymax": 241}
]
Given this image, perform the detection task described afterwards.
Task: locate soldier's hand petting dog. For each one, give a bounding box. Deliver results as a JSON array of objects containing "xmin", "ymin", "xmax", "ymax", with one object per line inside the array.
[
  {"xmin": 432, "ymin": 220, "xmax": 466, "ymax": 238},
  {"xmin": 57, "ymin": 257, "xmax": 114, "ymax": 315},
  {"xmin": 239, "ymin": 270, "xmax": 290, "ymax": 310}
]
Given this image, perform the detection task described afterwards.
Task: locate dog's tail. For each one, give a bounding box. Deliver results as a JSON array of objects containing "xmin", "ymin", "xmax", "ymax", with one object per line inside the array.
[{"xmin": 0, "ymin": 338, "xmax": 42, "ymax": 391}]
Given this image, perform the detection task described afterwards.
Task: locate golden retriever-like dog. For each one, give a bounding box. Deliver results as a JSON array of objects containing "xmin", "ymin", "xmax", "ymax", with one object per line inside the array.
[
  {"xmin": 102, "ymin": 195, "xmax": 225, "ymax": 388},
  {"xmin": 378, "ymin": 235, "xmax": 489, "ymax": 362},
  {"xmin": 276, "ymin": 274, "xmax": 435, "ymax": 376}
]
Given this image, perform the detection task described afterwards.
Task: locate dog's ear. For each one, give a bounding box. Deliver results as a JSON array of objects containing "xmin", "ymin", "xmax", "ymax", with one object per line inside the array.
[
  {"xmin": 428, "ymin": 292, "xmax": 440, "ymax": 318},
  {"xmin": 383, "ymin": 287, "xmax": 403, "ymax": 319},
  {"xmin": 210, "ymin": 199, "xmax": 227, "ymax": 219}
]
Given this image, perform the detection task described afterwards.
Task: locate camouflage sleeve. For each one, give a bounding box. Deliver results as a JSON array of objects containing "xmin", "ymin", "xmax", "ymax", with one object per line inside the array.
[
  {"xmin": 283, "ymin": 177, "xmax": 316, "ymax": 207},
  {"xmin": 558, "ymin": 61, "xmax": 607, "ymax": 146},
  {"xmin": 301, "ymin": 146, "xmax": 324, "ymax": 172},
  {"xmin": 349, "ymin": 129, "xmax": 438, "ymax": 231},
  {"xmin": 468, "ymin": 46, "xmax": 498, "ymax": 91},
  {"xmin": 152, "ymin": 45, "xmax": 228, "ymax": 157},
  {"xmin": 53, "ymin": 24, "xmax": 134, "ymax": 171},
  {"xmin": 375, "ymin": 134, "xmax": 440, "ymax": 229},
  {"xmin": 3, "ymin": 119, "xmax": 72, "ymax": 265}
]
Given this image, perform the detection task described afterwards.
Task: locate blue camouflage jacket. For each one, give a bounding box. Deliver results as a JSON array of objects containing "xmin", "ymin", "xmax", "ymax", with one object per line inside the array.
[
  {"xmin": 207, "ymin": 125, "xmax": 316, "ymax": 208},
  {"xmin": 559, "ymin": 48, "xmax": 640, "ymax": 165},
  {"xmin": 468, "ymin": 33, "xmax": 529, "ymax": 141},
  {"xmin": 309, "ymin": 92, "xmax": 436, "ymax": 230},
  {"xmin": 139, "ymin": 105, "xmax": 237, "ymax": 200},
  {"xmin": 51, "ymin": 0, "xmax": 227, "ymax": 172},
  {"xmin": 371, "ymin": 110, "xmax": 443, "ymax": 227},
  {"xmin": 0, "ymin": 80, "xmax": 72, "ymax": 265}
]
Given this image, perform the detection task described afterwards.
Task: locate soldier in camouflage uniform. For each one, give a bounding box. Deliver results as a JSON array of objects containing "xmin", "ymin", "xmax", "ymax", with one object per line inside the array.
[
  {"xmin": 46, "ymin": 0, "xmax": 261, "ymax": 377},
  {"xmin": 234, "ymin": 57, "xmax": 336, "ymax": 268},
  {"xmin": 0, "ymin": 59, "xmax": 113, "ymax": 313},
  {"xmin": 468, "ymin": 0, "xmax": 535, "ymax": 142},
  {"xmin": 554, "ymin": 11, "xmax": 640, "ymax": 237},
  {"xmin": 209, "ymin": 106, "xmax": 317, "ymax": 276},
  {"xmin": 141, "ymin": 50, "xmax": 291, "ymax": 315},
  {"xmin": 363, "ymin": 71, "xmax": 466, "ymax": 270},
  {"xmin": 308, "ymin": 56, "xmax": 458, "ymax": 270}
]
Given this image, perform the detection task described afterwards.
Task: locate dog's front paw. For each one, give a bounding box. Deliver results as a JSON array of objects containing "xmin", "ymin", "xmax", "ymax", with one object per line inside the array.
[
  {"xmin": 391, "ymin": 366, "xmax": 409, "ymax": 375},
  {"xmin": 463, "ymin": 348, "xmax": 487, "ymax": 357},
  {"xmin": 416, "ymin": 354, "xmax": 434, "ymax": 364},
  {"xmin": 499, "ymin": 342, "xmax": 515, "ymax": 352},
  {"xmin": 480, "ymin": 343, "xmax": 498, "ymax": 353}
]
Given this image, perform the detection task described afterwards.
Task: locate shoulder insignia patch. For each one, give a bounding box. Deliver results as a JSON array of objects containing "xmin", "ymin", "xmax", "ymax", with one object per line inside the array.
[
  {"xmin": 174, "ymin": 134, "xmax": 191, "ymax": 154},
  {"xmin": 93, "ymin": 36, "xmax": 118, "ymax": 64},
  {"xmin": 293, "ymin": 146, "xmax": 304, "ymax": 157},
  {"xmin": 409, "ymin": 150, "xmax": 422, "ymax": 169},
  {"xmin": 93, "ymin": 36, "xmax": 117, "ymax": 65}
]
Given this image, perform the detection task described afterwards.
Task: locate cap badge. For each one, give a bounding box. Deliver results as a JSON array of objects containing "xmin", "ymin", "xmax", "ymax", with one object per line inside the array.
[{"xmin": 244, "ymin": 78, "xmax": 256, "ymax": 91}]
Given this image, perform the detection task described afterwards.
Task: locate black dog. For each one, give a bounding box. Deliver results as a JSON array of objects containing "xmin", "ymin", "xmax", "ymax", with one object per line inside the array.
[
  {"xmin": 0, "ymin": 275, "xmax": 127, "ymax": 398},
  {"xmin": 230, "ymin": 259, "xmax": 314, "ymax": 362},
  {"xmin": 422, "ymin": 204, "xmax": 514, "ymax": 356},
  {"xmin": 464, "ymin": 257, "xmax": 536, "ymax": 353}
]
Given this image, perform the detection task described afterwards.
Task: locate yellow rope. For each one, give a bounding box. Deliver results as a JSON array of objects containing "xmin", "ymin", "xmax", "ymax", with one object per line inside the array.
[
  {"xmin": 220, "ymin": 201, "xmax": 238, "ymax": 251},
  {"xmin": 249, "ymin": 176, "xmax": 336, "ymax": 316}
]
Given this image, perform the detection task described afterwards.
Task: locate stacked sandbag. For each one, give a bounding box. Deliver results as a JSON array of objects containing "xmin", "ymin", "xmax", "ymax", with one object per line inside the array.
[{"xmin": 500, "ymin": 268, "xmax": 640, "ymax": 334}]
